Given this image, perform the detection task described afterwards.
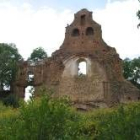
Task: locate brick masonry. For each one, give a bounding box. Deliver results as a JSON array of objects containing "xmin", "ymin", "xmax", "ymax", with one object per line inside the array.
[{"xmin": 14, "ymin": 9, "xmax": 140, "ymax": 110}]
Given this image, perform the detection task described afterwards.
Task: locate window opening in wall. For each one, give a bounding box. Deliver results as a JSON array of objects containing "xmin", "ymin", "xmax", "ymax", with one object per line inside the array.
[
  {"xmin": 2, "ymin": 85, "xmax": 10, "ymax": 91},
  {"xmin": 27, "ymin": 71, "xmax": 34, "ymax": 84},
  {"xmin": 78, "ymin": 61, "xmax": 87, "ymax": 76},
  {"xmin": 24, "ymin": 86, "xmax": 35, "ymax": 102},
  {"xmin": 86, "ymin": 27, "xmax": 94, "ymax": 35},
  {"xmin": 72, "ymin": 28, "xmax": 80, "ymax": 37},
  {"xmin": 81, "ymin": 15, "xmax": 86, "ymax": 26}
]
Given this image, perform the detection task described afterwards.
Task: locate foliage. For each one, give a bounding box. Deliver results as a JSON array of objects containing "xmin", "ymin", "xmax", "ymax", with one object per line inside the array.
[
  {"xmin": 123, "ymin": 57, "xmax": 140, "ymax": 89},
  {"xmin": 0, "ymin": 43, "xmax": 22, "ymax": 91},
  {"xmin": 0, "ymin": 102, "xmax": 14, "ymax": 116},
  {"xmin": 137, "ymin": 0, "xmax": 140, "ymax": 27},
  {"xmin": 0, "ymin": 101, "xmax": 19, "ymax": 139},
  {"xmin": 2, "ymin": 94, "xmax": 20, "ymax": 108},
  {"xmin": 28, "ymin": 47, "xmax": 47, "ymax": 64},
  {"xmin": 0, "ymin": 89, "xmax": 92, "ymax": 140},
  {"xmin": 1, "ymin": 90, "xmax": 140, "ymax": 139},
  {"xmin": 15, "ymin": 96, "xmax": 82, "ymax": 140},
  {"xmin": 92, "ymin": 103, "xmax": 140, "ymax": 140}
]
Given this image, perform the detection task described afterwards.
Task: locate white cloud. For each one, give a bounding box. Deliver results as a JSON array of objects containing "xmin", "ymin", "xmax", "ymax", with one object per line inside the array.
[
  {"xmin": 0, "ymin": 0, "xmax": 139, "ymax": 60},
  {"xmin": 0, "ymin": 2, "xmax": 73, "ymax": 59},
  {"xmin": 94, "ymin": 0, "xmax": 140, "ymax": 59},
  {"xmin": 107, "ymin": 0, "xmax": 111, "ymax": 3}
]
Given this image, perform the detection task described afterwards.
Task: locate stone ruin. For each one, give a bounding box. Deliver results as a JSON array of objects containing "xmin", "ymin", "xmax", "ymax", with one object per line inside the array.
[{"xmin": 14, "ymin": 9, "xmax": 140, "ymax": 110}]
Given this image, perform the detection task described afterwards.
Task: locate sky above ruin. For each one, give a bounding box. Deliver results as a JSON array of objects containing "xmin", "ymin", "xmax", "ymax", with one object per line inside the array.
[{"xmin": 0, "ymin": 0, "xmax": 140, "ymax": 60}]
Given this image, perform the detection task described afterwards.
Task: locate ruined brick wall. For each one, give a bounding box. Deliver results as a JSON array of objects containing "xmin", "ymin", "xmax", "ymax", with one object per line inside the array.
[{"xmin": 14, "ymin": 9, "xmax": 140, "ymax": 109}]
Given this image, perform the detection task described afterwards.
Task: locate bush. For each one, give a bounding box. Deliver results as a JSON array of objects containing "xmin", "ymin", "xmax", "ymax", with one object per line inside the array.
[
  {"xmin": 1, "ymin": 90, "xmax": 140, "ymax": 140},
  {"xmin": 2, "ymin": 94, "xmax": 19, "ymax": 108},
  {"xmin": 0, "ymin": 92, "xmax": 92, "ymax": 140},
  {"xmin": 87, "ymin": 103, "xmax": 140, "ymax": 140},
  {"xmin": 0, "ymin": 101, "xmax": 19, "ymax": 140}
]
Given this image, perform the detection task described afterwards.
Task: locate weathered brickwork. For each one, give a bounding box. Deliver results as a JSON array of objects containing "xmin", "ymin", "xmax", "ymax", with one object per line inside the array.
[{"xmin": 14, "ymin": 9, "xmax": 140, "ymax": 109}]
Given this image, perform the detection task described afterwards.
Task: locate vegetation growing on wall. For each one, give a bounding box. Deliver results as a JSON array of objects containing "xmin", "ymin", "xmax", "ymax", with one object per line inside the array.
[{"xmin": 28, "ymin": 47, "xmax": 47, "ymax": 64}]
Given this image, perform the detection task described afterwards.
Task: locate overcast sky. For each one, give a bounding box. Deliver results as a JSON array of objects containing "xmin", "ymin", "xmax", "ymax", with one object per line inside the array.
[{"xmin": 0, "ymin": 0, "xmax": 140, "ymax": 60}]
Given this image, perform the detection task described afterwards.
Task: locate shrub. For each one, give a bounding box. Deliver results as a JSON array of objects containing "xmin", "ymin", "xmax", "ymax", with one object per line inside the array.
[
  {"xmin": 88, "ymin": 103, "xmax": 140, "ymax": 140},
  {"xmin": 0, "ymin": 91, "xmax": 92, "ymax": 140},
  {"xmin": 15, "ymin": 94, "xmax": 92, "ymax": 140},
  {"xmin": 2, "ymin": 94, "xmax": 19, "ymax": 108},
  {"xmin": 1, "ymin": 89, "xmax": 140, "ymax": 140}
]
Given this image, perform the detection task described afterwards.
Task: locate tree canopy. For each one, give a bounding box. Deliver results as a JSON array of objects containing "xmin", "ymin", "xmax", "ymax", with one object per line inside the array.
[
  {"xmin": 0, "ymin": 43, "xmax": 22, "ymax": 91},
  {"xmin": 28, "ymin": 47, "xmax": 47, "ymax": 64},
  {"xmin": 137, "ymin": 0, "xmax": 140, "ymax": 27},
  {"xmin": 123, "ymin": 57, "xmax": 140, "ymax": 89}
]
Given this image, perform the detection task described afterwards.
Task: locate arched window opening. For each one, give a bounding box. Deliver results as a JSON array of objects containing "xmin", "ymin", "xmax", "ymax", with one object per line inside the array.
[
  {"xmin": 78, "ymin": 61, "xmax": 87, "ymax": 76},
  {"xmin": 72, "ymin": 28, "xmax": 80, "ymax": 37},
  {"xmin": 24, "ymin": 86, "xmax": 35, "ymax": 102},
  {"xmin": 86, "ymin": 27, "xmax": 94, "ymax": 36},
  {"xmin": 81, "ymin": 15, "xmax": 86, "ymax": 26}
]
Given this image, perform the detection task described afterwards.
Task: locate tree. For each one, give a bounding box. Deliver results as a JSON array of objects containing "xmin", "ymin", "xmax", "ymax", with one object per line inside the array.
[
  {"xmin": 123, "ymin": 57, "xmax": 140, "ymax": 89},
  {"xmin": 123, "ymin": 58, "xmax": 133, "ymax": 80},
  {"xmin": 0, "ymin": 43, "xmax": 22, "ymax": 92},
  {"xmin": 137, "ymin": 10, "xmax": 140, "ymax": 27},
  {"xmin": 28, "ymin": 47, "xmax": 47, "ymax": 64},
  {"xmin": 137, "ymin": 0, "xmax": 140, "ymax": 27}
]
